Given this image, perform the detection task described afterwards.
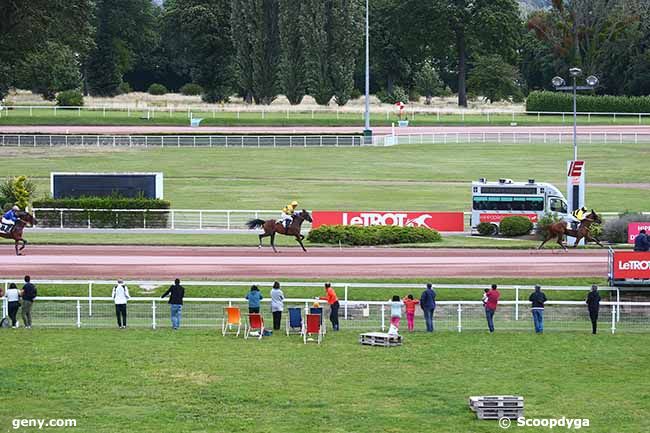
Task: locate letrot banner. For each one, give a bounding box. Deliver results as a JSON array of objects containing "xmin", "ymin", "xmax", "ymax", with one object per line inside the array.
[
  {"xmin": 612, "ymin": 251, "xmax": 650, "ymax": 279},
  {"xmin": 311, "ymin": 211, "xmax": 464, "ymax": 232}
]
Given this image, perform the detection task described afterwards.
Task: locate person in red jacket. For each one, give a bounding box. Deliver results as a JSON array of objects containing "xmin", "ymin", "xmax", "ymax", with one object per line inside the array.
[
  {"xmin": 318, "ymin": 282, "xmax": 339, "ymax": 331},
  {"xmin": 485, "ymin": 283, "xmax": 500, "ymax": 333}
]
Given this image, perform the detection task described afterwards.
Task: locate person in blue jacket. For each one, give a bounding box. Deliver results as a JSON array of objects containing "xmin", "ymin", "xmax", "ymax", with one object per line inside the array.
[
  {"xmin": 245, "ymin": 285, "xmax": 263, "ymax": 314},
  {"xmin": 1, "ymin": 205, "xmax": 20, "ymax": 232},
  {"xmin": 420, "ymin": 283, "xmax": 437, "ymax": 332},
  {"xmin": 634, "ymin": 230, "xmax": 650, "ymax": 252}
]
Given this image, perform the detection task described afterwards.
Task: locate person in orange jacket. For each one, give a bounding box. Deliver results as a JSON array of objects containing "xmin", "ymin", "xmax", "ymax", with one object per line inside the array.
[{"xmin": 318, "ymin": 282, "xmax": 339, "ymax": 331}]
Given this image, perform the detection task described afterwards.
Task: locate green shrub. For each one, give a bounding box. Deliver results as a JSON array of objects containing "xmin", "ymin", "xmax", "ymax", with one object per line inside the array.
[
  {"xmin": 180, "ymin": 83, "xmax": 204, "ymax": 96},
  {"xmin": 602, "ymin": 212, "xmax": 650, "ymax": 243},
  {"xmin": 535, "ymin": 213, "xmax": 564, "ymax": 240},
  {"xmin": 349, "ymin": 87, "xmax": 362, "ymax": 100},
  {"xmin": 499, "ymin": 216, "xmax": 533, "ymax": 237},
  {"xmin": 0, "ymin": 196, "xmax": 9, "ymax": 211},
  {"xmin": 147, "ymin": 83, "xmax": 168, "ymax": 95},
  {"xmin": 119, "ymin": 82, "xmax": 132, "ymax": 94},
  {"xmin": 307, "ymin": 225, "xmax": 441, "ymax": 246},
  {"xmin": 526, "ymin": 91, "xmax": 650, "ymax": 113},
  {"xmin": 32, "ymin": 196, "xmax": 171, "ymax": 229},
  {"xmin": 56, "ymin": 90, "xmax": 84, "ymax": 106},
  {"xmin": 0, "ymin": 176, "xmax": 36, "ymax": 208},
  {"xmin": 477, "ymin": 222, "xmax": 497, "ymax": 236},
  {"xmin": 376, "ymin": 86, "xmax": 409, "ymax": 105}
]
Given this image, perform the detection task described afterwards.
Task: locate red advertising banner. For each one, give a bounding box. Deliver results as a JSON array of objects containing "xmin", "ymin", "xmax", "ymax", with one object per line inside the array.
[
  {"xmin": 612, "ymin": 251, "xmax": 650, "ymax": 279},
  {"xmin": 479, "ymin": 213, "xmax": 539, "ymax": 223},
  {"xmin": 628, "ymin": 222, "xmax": 650, "ymax": 243},
  {"xmin": 312, "ymin": 211, "xmax": 464, "ymax": 232}
]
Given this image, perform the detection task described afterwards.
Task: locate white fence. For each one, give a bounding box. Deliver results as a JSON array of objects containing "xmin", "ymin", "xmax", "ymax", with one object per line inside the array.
[
  {"xmin": 373, "ymin": 131, "xmax": 650, "ymax": 146},
  {"xmin": 0, "ymin": 134, "xmax": 364, "ymax": 147}
]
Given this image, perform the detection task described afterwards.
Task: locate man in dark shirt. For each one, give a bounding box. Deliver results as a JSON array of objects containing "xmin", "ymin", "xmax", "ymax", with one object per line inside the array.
[
  {"xmin": 21, "ymin": 275, "xmax": 37, "ymax": 329},
  {"xmin": 161, "ymin": 278, "xmax": 185, "ymax": 330},
  {"xmin": 634, "ymin": 230, "xmax": 650, "ymax": 252},
  {"xmin": 586, "ymin": 284, "xmax": 601, "ymax": 335},
  {"xmin": 529, "ymin": 285, "xmax": 547, "ymax": 334}
]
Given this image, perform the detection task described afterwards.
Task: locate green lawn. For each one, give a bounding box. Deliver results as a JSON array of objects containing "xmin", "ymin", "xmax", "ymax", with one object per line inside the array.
[
  {"xmin": 0, "ymin": 329, "xmax": 648, "ymax": 433},
  {"xmin": 1, "ymin": 106, "xmax": 649, "ymax": 126},
  {"xmin": 2, "ymin": 143, "xmax": 647, "ymax": 212}
]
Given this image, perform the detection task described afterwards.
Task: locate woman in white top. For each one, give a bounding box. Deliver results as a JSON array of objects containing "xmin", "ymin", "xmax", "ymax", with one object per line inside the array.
[
  {"xmin": 112, "ymin": 280, "xmax": 130, "ymax": 328},
  {"xmin": 5, "ymin": 282, "xmax": 21, "ymax": 328},
  {"xmin": 270, "ymin": 281, "xmax": 284, "ymax": 331}
]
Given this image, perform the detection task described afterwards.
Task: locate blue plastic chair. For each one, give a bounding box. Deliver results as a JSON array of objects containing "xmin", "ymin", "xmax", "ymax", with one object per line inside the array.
[{"xmin": 286, "ymin": 307, "xmax": 303, "ymax": 336}]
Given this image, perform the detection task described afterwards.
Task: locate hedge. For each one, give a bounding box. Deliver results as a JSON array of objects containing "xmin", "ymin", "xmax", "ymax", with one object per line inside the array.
[
  {"xmin": 148, "ymin": 83, "xmax": 168, "ymax": 95},
  {"xmin": 307, "ymin": 225, "xmax": 442, "ymax": 246},
  {"xmin": 56, "ymin": 90, "xmax": 84, "ymax": 106},
  {"xmin": 180, "ymin": 83, "xmax": 204, "ymax": 96},
  {"xmin": 526, "ymin": 91, "xmax": 650, "ymax": 113},
  {"xmin": 33, "ymin": 197, "xmax": 171, "ymax": 229},
  {"xmin": 499, "ymin": 216, "xmax": 533, "ymax": 237},
  {"xmin": 476, "ymin": 222, "xmax": 496, "ymax": 236}
]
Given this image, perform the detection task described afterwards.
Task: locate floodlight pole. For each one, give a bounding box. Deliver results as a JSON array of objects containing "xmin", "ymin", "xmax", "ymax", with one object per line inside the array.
[
  {"xmin": 363, "ymin": 0, "xmax": 372, "ymax": 142},
  {"xmin": 572, "ymin": 74, "xmax": 578, "ymax": 161}
]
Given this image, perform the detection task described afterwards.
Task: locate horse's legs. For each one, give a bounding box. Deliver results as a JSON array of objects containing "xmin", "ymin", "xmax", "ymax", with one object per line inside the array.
[
  {"xmin": 15, "ymin": 240, "xmax": 21, "ymax": 256},
  {"xmin": 556, "ymin": 234, "xmax": 567, "ymax": 251},
  {"xmin": 538, "ymin": 235, "xmax": 550, "ymax": 250},
  {"xmin": 296, "ymin": 236, "xmax": 307, "ymax": 252},
  {"xmin": 19, "ymin": 238, "xmax": 27, "ymax": 251},
  {"xmin": 270, "ymin": 233, "xmax": 278, "ymax": 253},
  {"xmin": 258, "ymin": 233, "xmax": 265, "ymax": 248},
  {"xmin": 585, "ymin": 233, "xmax": 605, "ymax": 248}
]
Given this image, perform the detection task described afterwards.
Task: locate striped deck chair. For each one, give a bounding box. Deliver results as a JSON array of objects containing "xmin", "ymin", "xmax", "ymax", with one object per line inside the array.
[
  {"xmin": 303, "ymin": 313, "xmax": 324, "ymax": 344},
  {"xmin": 245, "ymin": 313, "xmax": 265, "ymax": 340},
  {"xmin": 286, "ymin": 307, "xmax": 303, "ymax": 336},
  {"xmin": 221, "ymin": 306, "xmax": 242, "ymax": 337}
]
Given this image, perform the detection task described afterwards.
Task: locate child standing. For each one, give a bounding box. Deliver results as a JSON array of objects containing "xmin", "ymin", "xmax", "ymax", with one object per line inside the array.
[
  {"xmin": 482, "ymin": 288, "xmax": 489, "ymax": 305},
  {"xmin": 402, "ymin": 294, "xmax": 420, "ymax": 332},
  {"xmin": 389, "ymin": 295, "xmax": 404, "ymax": 329}
]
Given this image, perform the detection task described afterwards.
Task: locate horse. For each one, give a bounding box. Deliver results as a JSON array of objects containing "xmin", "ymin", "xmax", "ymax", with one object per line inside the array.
[
  {"xmin": 246, "ymin": 210, "xmax": 312, "ymax": 253},
  {"xmin": 0, "ymin": 211, "xmax": 37, "ymax": 255},
  {"xmin": 537, "ymin": 209, "xmax": 604, "ymax": 250}
]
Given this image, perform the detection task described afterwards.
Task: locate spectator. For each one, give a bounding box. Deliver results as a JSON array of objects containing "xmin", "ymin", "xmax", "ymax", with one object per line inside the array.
[
  {"xmin": 485, "ymin": 284, "xmax": 501, "ymax": 333},
  {"xmin": 21, "ymin": 275, "xmax": 37, "ymax": 329},
  {"xmin": 6, "ymin": 282, "xmax": 21, "ymax": 328},
  {"xmin": 319, "ymin": 282, "xmax": 340, "ymax": 331},
  {"xmin": 270, "ymin": 281, "xmax": 284, "ymax": 330},
  {"xmin": 245, "ymin": 285, "xmax": 263, "ymax": 314},
  {"xmin": 112, "ymin": 280, "xmax": 130, "ymax": 329},
  {"xmin": 529, "ymin": 285, "xmax": 547, "ymax": 334},
  {"xmin": 420, "ymin": 283, "xmax": 437, "ymax": 332},
  {"xmin": 634, "ymin": 229, "xmax": 650, "ymax": 252},
  {"xmin": 402, "ymin": 294, "xmax": 419, "ymax": 332},
  {"xmin": 161, "ymin": 278, "xmax": 185, "ymax": 330},
  {"xmin": 389, "ymin": 295, "xmax": 403, "ymax": 330},
  {"xmin": 586, "ymin": 284, "xmax": 601, "ymax": 335}
]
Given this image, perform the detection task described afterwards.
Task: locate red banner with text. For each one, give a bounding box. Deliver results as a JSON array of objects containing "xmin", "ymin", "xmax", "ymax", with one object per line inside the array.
[
  {"xmin": 312, "ymin": 211, "xmax": 464, "ymax": 232},
  {"xmin": 612, "ymin": 251, "xmax": 650, "ymax": 279},
  {"xmin": 628, "ymin": 222, "xmax": 650, "ymax": 243}
]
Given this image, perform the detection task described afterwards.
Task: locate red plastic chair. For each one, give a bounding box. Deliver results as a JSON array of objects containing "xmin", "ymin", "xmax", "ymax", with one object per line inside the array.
[
  {"xmin": 245, "ymin": 313, "xmax": 265, "ymax": 340},
  {"xmin": 303, "ymin": 313, "xmax": 323, "ymax": 344}
]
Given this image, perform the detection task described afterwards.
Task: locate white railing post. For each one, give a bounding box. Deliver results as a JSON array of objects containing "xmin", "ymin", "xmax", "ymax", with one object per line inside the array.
[
  {"xmin": 88, "ymin": 282, "xmax": 93, "ymax": 316},
  {"xmin": 171, "ymin": 210, "xmax": 175, "ymax": 229},
  {"xmin": 616, "ymin": 288, "xmax": 620, "ymax": 322},
  {"xmin": 60, "ymin": 210, "xmax": 64, "ymax": 229},
  {"xmin": 344, "ymin": 285, "xmax": 348, "ymax": 320},
  {"xmin": 152, "ymin": 300, "xmax": 157, "ymax": 330},
  {"xmin": 611, "ymin": 304, "xmax": 616, "ymax": 334},
  {"xmin": 457, "ymin": 303, "xmax": 462, "ymax": 333},
  {"xmin": 76, "ymin": 300, "xmax": 81, "ymax": 328},
  {"xmin": 380, "ymin": 303, "xmax": 385, "ymax": 331},
  {"xmin": 515, "ymin": 287, "xmax": 519, "ymax": 320},
  {"xmin": 227, "ymin": 211, "xmax": 231, "ymax": 230}
]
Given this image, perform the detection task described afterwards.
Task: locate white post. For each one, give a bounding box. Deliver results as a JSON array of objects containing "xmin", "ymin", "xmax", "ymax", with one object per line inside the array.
[
  {"xmin": 76, "ymin": 300, "xmax": 81, "ymax": 328},
  {"xmin": 616, "ymin": 288, "xmax": 620, "ymax": 322},
  {"xmin": 88, "ymin": 282, "xmax": 93, "ymax": 316},
  {"xmin": 60, "ymin": 210, "xmax": 64, "ymax": 229},
  {"xmin": 380, "ymin": 303, "xmax": 385, "ymax": 331},
  {"xmin": 515, "ymin": 287, "xmax": 519, "ymax": 320},
  {"xmin": 199, "ymin": 211, "xmax": 203, "ymax": 230},
  {"xmin": 171, "ymin": 210, "xmax": 175, "ymax": 229},
  {"xmin": 611, "ymin": 304, "xmax": 616, "ymax": 334},
  {"xmin": 152, "ymin": 300, "xmax": 157, "ymax": 330},
  {"xmin": 457, "ymin": 303, "xmax": 462, "ymax": 333},
  {"xmin": 344, "ymin": 285, "xmax": 348, "ymax": 320},
  {"xmin": 227, "ymin": 211, "xmax": 231, "ymax": 230}
]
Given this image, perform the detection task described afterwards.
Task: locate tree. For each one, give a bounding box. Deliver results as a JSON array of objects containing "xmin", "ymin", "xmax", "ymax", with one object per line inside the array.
[
  {"xmin": 302, "ymin": 0, "xmax": 333, "ymax": 105},
  {"xmin": 414, "ymin": 60, "xmax": 445, "ymax": 104},
  {"xmin": 467, "ymin": 54, "xmax": 522, "ymax": 103},
  {"xmin": 230, "ymin": 0, "xmax": 255, "ymax": 103},
  {"xmin": 15, "ymin": 42, "xmax": 81, "ymax": 100},
  {"xmin": 86, "ymin": 7, "xmax": 122, "ymax": 97},
  {"xmin": 278, "ymin": 0, "xmax": 307, "ymax": 104},
  {"xmin": 329, "ymin": 0, "xmax": 363, "ymax": 106}
]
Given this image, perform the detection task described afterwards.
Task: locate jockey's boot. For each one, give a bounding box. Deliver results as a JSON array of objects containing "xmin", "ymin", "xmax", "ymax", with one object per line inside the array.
[{"xmin": 285, "ymin": 220, "xmax": 291, "ymax": 233}]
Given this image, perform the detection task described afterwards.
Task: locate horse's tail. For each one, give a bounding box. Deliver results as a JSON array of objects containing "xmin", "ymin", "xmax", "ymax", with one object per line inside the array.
[{"xmin": 246, "ymin": 219, "xmax": 266, "ymax": 230}]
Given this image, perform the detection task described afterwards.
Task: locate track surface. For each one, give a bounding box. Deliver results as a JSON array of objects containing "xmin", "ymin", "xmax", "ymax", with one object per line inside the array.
[
  {"xmin": 2, "ymin": 125, "xmax": 650, "ymax": 135},
  {"xmin": 0, "ymin": 246, "xmax": 608, "ymax": 279}
]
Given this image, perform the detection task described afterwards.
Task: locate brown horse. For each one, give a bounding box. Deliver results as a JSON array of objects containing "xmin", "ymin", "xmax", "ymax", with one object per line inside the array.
[
  {"xmin": 246, "ymin": 210, "xmax": 312, "ymax": 252},
  {"xmin": 537, "ymin": 209, "xmax": 604, "ymax": 250},
  {"xmin": 0, "ymin": 211, "xmax": 37, "ymax": 255}
]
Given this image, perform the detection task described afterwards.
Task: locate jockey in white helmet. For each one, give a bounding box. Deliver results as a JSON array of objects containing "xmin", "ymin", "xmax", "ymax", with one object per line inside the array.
[{"xmin": 1, "ymin": 205, "xmax": 20, "ymax": 232}]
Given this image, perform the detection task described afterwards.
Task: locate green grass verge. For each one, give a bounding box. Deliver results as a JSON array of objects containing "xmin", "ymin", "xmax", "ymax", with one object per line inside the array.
[
  {"xmin": 1, "ymin": 107, "xmax": 649, "ymax": 126},
  {"xmin": 0, "ymin": 329, "xmax": 648, "ymax": 433}
]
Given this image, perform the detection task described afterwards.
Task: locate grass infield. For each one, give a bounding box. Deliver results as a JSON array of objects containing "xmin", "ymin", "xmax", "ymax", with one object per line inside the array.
[{"xmin": 0, "ymin": 329, "xmax": 648, "ymax": 433}]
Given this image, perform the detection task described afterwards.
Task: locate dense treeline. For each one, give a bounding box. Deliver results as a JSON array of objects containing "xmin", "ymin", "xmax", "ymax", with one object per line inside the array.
[{"xmin": 1, "ymin": 0, "xmax": 649, "ymax": 106}]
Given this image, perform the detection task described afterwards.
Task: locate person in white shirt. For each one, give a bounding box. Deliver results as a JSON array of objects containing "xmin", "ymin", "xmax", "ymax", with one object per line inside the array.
[
  {"xmin": 270, "ymin": 281, "xmax": 284, "ymax": 330},
  {"xmin": 5, "ymin": 282, "xmax": 21, "ymax": 328},
  {"xmin": 112, "ymin": 280, "xmax": 130, "ymax": 329}
]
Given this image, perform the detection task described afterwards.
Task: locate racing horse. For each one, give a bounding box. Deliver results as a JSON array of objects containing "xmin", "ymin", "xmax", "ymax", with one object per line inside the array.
[
  {"xmin": 246, "ymin": 210, "xmax": 312, "ymax": 252},
  {"xmin": 0, "ymin": 211, "xmax": 37, "ymax": 255},
  {"xmin": 537, "ymin": 209, "xmax": 604, "ymax": 250}
]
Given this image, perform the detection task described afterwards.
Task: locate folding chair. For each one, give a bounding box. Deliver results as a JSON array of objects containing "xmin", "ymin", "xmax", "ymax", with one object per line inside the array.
[
  {"xmin": 286, "ymin": 307, "xmax": 303, "ymax": 336},
  {"xmin": 310, "ymin": 306, "xmax": 326, "ymax": 334},
  {"xmin": 221, "ymin": 306, "xmax": 242, "ymax": 337},
  {"xmin": 303, "ymin": 313, "xmax": 323, "ymax": 344},
  {"xmin": 245, "ymin": 313, "xmax": 265, "ymax": 340}
]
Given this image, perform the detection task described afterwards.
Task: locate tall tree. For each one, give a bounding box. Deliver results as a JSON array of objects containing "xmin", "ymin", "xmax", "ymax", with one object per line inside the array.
[
  {"xmin": 230, "ymin": 0, "xmax": 255, "ymax": 103},
  {"xmin": 17, "ymin": 42, "xmax": 82, "ymax": 100},
  {"xmin": 302, "ymin": 0, "xmax": 333, "ymax": 105},
  {"xmin": 329, "ymin": 0, "xmax": 363, "ymax": 105},
  {"xmin": 278, "ymin": 0, "xmax": 307, "ymax": 104},
  {"xmin": 86, "ymin": 4, "xmax": 122, "ymax": 96}
]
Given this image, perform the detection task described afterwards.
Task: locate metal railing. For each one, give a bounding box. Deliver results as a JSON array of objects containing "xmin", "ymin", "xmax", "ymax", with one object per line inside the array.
[
  {"xmin": 0, "ymin": 134, "xmax": 363, "ymax": 147},
  {"xmin": 373, "ymin": 131, "xmax": 650, "ymax": 146}
]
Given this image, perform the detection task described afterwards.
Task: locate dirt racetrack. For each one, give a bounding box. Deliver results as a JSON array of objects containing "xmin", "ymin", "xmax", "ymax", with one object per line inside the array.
[{"xmin": 0, "ymin": 245, "xmax": 608, "ymax": 279}]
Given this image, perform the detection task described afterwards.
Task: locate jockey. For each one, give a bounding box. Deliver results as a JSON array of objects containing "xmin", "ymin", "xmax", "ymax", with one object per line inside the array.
[
  {"xmin": 1, "ymin": 205, "xmax": 20, "ymax": 232},
  {"xmin": 280, "ymin": 200, "xmax": 299, "ymax": 230},
  {"xmin": 568, "ymin": 206, "xmax": 588, "ymax": 230}
]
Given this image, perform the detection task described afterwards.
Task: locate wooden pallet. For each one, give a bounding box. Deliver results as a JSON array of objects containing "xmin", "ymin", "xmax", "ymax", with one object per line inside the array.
[
  {"xmin": 469, "ymin": 396, "xmax": 524, "ymax": 420},
  {"xmin": 359, "ymin": 332, "xmax": 402, "ymax": 347}
]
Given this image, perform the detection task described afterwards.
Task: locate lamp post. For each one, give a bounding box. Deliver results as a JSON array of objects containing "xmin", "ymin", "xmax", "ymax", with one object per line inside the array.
[{"xmin": 363, "ymin": 0, "xmax": 372, "ymax": 144}]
